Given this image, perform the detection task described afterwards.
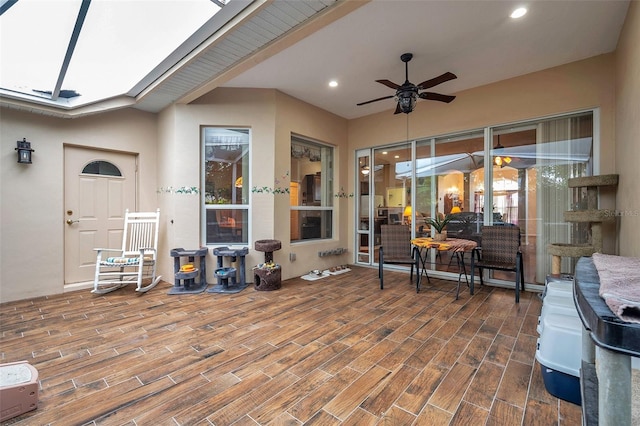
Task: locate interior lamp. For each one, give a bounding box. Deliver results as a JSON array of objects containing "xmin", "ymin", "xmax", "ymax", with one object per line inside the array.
[
  {"xmin": 403, "ymin": 205, "xmax": 412, "ymax": 217},
  {"xmin": 494, "ymin": 154, "xmax": 512, "ymax": 168},
  {"xmin": 235, "ymin": 176, "xmax": 243, "ymax": 188},
  {"xmin": 15, "ymin": 138, "xmax": 34, "ymax": 164},
  {"xmin": 493, "ymin": 136, "xmax": 511, "ymax": 168},
  {"xmin": 450, "ymin": 206, "xmax": 462, "ymax": 214}
]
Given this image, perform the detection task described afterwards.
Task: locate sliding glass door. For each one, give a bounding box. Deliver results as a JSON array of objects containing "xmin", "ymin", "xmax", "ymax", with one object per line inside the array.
[{"xmin": 355, "ymin": 110, "xmax": 595, "ymax": 286}]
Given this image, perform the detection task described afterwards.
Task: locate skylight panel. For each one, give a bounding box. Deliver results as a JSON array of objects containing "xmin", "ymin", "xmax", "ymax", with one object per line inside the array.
[
  {"xmin": 0, "ymin": 0, "xmax": 221, "ymax": 105},
  {"xmin": 1, "ymin": 1, "xmax": 78, "ymax": 97}
]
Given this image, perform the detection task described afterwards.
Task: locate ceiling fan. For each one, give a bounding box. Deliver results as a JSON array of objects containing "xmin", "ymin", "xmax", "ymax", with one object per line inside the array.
[{"xmin": 357, "ymin": 53, "xmax": 457, "ymax": 114}]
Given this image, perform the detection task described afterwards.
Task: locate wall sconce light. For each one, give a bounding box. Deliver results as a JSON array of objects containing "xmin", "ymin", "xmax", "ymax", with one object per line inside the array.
[{"xmin": 15, "ymin": 138, "xmax": 34, "ymax": 164}]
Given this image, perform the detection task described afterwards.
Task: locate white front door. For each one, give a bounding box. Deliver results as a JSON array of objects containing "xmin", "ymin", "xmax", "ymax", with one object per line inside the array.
[{"xmin": 64, "ymin": 146, "xmax": 137, "ymax": 285}]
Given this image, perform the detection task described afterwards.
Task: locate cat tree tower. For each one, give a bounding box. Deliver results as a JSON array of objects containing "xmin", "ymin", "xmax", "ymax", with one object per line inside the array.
[{"xmin": 547, "ymin": 174, "xmax": 618, "ymax": 274}]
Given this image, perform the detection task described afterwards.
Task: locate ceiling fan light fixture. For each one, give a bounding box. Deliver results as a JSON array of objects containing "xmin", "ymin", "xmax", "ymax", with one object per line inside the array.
[
  {"xmin": 397, "ymin": 91, "xmax": 417, "ymax": 114},
  {"xmin": 494, "ymin": 155, "xmax": 512, "ymax": 168},
  {"xmin": 493, "ymin": 136, "xmax": 512, "ymax": 168},
  {"xmin": 361, "ymin": 158, "xmax": 370, "ymax": 175}
]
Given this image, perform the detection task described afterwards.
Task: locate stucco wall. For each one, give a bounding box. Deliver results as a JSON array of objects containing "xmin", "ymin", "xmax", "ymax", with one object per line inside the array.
[
  {"xmin": 162, "ymin": 88, "xmax": 349, "ymax": 283},
  {"xmin": 0, "ymin": 108, "xmax": 158, "ymax": 303},
  {"xmin": 347, "ymin": 53, "xmax": 618, "ymax": 256},
  {"xmin": 156, "ymin": 88, "xmax": 277, "ymax": 284},
  {"xmin": 616, "ymin": 0, "xmax": 640, "ymax": 257},
  {"xmin": 274, "ymin": 91, "xmax": 349, "ymax": 279},
  {"xmin": 2, "ymin": 30, "xmax": 636, "ymax": 302}
]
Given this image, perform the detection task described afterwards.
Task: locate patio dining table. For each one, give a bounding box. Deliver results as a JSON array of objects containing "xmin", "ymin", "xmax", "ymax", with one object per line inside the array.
[{"xmin": 411, "ymin": 237, "xmax": 478, "ymax": 297}]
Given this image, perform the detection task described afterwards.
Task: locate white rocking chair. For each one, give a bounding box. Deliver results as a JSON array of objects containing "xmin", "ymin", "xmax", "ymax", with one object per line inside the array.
[{"xmin": 92, "ymin": 209, "xmax": 162, "ymax": 294}]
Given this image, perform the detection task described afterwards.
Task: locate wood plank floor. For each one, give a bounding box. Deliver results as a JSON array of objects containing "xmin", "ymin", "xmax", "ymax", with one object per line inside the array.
[{"xmin": 0, "ymin": 266, "xmax": 582, "ymax": 425}]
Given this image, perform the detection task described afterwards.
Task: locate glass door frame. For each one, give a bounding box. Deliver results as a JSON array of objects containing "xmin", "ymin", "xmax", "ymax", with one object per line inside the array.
[
  {"xmin": 355, "ymin": 149, "xmax": 372, "ymax": 264},
  {"xmin": 354, "ymin": 108, "xmax": 599, "ymax": 289}
]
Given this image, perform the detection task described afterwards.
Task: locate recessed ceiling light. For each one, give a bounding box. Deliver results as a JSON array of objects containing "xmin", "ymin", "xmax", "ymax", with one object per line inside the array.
[
  {"xmin": 328, "ymin": 80, "xmax": 338, "ymax": 88},
  {"xmin": 382, "ymin": 151, "xmax": 388, "ymax": 155},
  {"xmin": 510, "ymin": 7, "xmax": 527, "ymax": 19}
]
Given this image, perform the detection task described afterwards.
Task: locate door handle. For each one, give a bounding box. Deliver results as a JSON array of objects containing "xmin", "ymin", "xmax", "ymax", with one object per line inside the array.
[{"xmin": 66, "ymin": 219, "xmax": 80, "ymax": 225}]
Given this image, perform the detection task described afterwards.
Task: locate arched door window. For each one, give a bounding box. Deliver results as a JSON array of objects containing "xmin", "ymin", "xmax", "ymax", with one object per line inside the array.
[{"xmin": 81, "ymin": 161, "xmax": 122, "ymax": 176}]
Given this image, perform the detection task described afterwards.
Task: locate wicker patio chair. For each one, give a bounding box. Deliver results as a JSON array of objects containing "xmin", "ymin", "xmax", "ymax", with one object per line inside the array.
[
  {"xmin": 378, "ymin": 224, "xmax": 418, "ymax": 290},
  {"xmin": 470, "ymin": 225, "xmax": 524, "ymax": 302}
]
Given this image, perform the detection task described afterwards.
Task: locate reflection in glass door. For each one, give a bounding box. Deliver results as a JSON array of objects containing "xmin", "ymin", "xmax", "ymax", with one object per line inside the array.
[
  {"xmin": 416, "ymin": 131, "xmax": 485, "ymax": 278},
  {"xmin": 377, "ymin": 143, "xmax": 413, "ymax": 228},
  {"xmin": 356, "ymin": 151, "xmax": 371, "ymax": 263},
  {"xmin": 370, "ymin": 144, "xmax": 413, "ymax": 265},
  {"xmin": 355, "ymin": 111, "xmax": 594, "ymax": 285},
  {"xmin": 356, "ymin": 144, "xmax": 413, "ymax": 266},
  {"xmin": 532, "ymin": 112, "xmax": 593, "ymax": 281}
]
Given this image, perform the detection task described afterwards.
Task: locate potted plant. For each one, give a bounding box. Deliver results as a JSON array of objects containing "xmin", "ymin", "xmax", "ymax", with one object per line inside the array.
[{"xmin": 426, "ymin": 214, "xmax": 452, "ymax": 241}]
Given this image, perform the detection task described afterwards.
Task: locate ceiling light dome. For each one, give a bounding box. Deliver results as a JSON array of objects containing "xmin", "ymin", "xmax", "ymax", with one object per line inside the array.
[{"xmin": 511, "ymin": 7, "xmax": 527, "ymax": 19}]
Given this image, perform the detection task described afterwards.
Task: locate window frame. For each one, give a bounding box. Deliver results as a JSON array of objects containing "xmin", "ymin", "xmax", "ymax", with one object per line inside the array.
[
  {"xmin": 290, "ymin": 134, "xmax": 334, "ymax": 243},
  {"xmin": 201, "ymin": 126, "xmax": 250, "ymax": 246}
]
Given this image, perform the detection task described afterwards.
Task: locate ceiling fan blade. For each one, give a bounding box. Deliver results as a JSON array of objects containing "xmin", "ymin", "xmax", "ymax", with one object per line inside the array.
[
  {"xmin": 394, "ymin": 103, "xmax": 402, "ymax": 114},
  {"xmin": 419, "ymin": 92, "xmax": 456, "ymax": 103},
  {"xmin": 357, "ymin": 95, "xmax": 394, "ymax": 106},
  {"xmin": 417, "ymin": 72, "xmax": 457, "ymax": 90},
  {"xmin": 375, "ymin": 79, "xmax": 401, "ymax": 90}
]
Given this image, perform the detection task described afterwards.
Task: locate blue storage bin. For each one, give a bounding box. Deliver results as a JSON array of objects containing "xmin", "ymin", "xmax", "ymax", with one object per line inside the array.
[
  {"xmin": 539, "ymin": 363, "xmax": 581, "ymax": 405},
  {"xmin": 536, "ymin": 313, "xmax": 582, "ymax": 405}
]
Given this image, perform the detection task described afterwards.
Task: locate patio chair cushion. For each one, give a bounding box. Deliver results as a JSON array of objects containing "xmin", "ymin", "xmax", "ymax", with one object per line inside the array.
[{"xmin": 102, "ymin": 255, "xmax": 153, "ymax": 266}]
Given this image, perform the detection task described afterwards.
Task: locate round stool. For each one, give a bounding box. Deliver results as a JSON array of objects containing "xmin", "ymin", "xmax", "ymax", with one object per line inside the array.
[
  {"xmin": 254, "ymin": 239, "xmax": 281, "ymax": 263},
  {"xmin": 253, "ymin": 240, "xmax": 282, "ymax": 291},
  {"xmin": 254, "ymin": 265, "xmax": 282, "ymax": 291}
]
